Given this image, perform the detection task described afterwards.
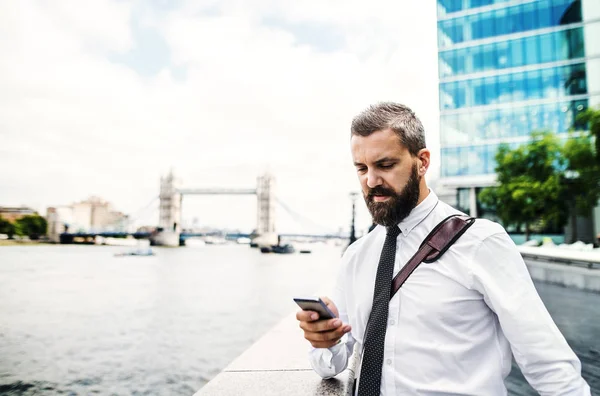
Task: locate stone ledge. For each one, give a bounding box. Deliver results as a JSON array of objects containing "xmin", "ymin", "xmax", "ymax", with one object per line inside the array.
[
  {"xmin": 524, "ymin": 258, "xmax": 600, "ymax": 293},
  {"xmin": 195, "ymin": 312, "xmax": 355, "ymax": 396}
]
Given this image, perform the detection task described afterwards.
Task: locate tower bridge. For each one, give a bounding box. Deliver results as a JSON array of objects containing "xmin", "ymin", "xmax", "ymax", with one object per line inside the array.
[{"xmin": 155, "ymin": 171, "xmax": 276, "ymax": 246}]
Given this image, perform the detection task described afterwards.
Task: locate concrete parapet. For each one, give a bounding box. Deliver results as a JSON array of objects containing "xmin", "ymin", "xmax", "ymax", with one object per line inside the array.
[
  {"xmin": 519, "ymin": 248, "xmax": 600, "ymax": 293},
  {"xmin": 195, "ymin": 313, "xmax": 356, "ymax": 396}
]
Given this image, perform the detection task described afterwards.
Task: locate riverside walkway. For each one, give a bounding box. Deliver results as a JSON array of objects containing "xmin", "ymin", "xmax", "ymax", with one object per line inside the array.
[{"xmin": 197, "ymin": 255, "xmax": 600, "ymax": 395}]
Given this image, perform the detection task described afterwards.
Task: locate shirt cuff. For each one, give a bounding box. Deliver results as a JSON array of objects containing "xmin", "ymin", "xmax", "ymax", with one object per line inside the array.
[{"xmin": 321, "ymin": 338, "xmax": 346, "ymax": 365}]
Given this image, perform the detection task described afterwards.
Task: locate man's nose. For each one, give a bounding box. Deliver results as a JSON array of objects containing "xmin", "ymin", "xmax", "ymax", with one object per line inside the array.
[{"xmin": 366, "ymin": 170, "xmax": 382, "ymax": 189}]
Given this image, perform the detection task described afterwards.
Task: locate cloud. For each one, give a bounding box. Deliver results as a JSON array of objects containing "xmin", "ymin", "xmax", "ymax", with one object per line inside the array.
[{"xmin": 0, "ymin": 0, "xmax": 440, "ymax": 234}]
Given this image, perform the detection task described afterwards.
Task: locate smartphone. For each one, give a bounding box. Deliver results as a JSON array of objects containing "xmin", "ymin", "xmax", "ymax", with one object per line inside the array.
[{"xmin": 293, "ymin": 297, "xmax": 336, "ymax": 320}]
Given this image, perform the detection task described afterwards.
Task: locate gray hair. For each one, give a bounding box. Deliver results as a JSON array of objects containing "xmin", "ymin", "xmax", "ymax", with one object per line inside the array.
[{"xmin": 350, "ymin": 102, "xmax": 426, "ymax": 156}]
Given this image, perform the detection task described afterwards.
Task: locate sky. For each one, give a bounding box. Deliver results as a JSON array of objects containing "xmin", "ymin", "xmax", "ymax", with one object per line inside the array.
[{"xmin": 0, "ymin": 0, "xmax": 440, "ymax": 235}]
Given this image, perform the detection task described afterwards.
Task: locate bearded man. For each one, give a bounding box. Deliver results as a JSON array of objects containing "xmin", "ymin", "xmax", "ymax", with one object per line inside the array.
[{"xmin": 296, "ymin": 103, "xmax": 590, "ymax": 396}]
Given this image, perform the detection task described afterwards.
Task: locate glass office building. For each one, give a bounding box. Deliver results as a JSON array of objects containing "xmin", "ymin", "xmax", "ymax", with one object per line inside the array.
[{"xmin": 437, "ymin": 0, "xmax": 600, "ymax": 217}]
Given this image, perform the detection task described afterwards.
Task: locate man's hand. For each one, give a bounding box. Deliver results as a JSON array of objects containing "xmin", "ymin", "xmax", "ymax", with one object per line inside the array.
[{"xmin": 296, "ymin": 296, "xmax": 352, "ymax": 348}]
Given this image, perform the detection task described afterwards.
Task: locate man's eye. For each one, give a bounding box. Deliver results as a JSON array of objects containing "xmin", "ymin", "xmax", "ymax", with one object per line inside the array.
[
  {"xmin": 357, "ymin": 167, "xmax": 367, "ymax": 173},
  {"xmin": 380, "ymin": 164, "xmax": 394, "ymax": 169}
]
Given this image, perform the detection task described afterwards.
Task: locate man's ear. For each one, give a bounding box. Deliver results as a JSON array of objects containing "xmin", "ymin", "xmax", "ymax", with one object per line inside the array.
[{"xmin": 417, "ymin": 148, "xmax": 430, "ymax": 176}]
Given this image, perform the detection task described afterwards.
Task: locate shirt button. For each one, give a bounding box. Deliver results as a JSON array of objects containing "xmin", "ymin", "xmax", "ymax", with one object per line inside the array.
[
  {"xmin": 386, "ymin": 359, "xmax": 392, "ymax": 365},
  {"xmin": 389, "ymin": 320, "xmax": 395, "ymax": 326}
]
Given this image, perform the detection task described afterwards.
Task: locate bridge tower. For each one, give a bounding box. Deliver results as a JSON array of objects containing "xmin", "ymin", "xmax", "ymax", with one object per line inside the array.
[
  {"xmin": 155, "ymin": 170, "xmax": 182, "ymax": 246},
  {"xmin": 256, "ymin": 173, "xmax": 276, "ymax": 235}
]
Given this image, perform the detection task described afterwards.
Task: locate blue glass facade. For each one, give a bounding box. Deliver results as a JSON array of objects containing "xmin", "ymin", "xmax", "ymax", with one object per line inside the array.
[
  {"xmin": 438, "ymin": 0, "xmax": 582, "ymax": 46},
  {"xmin": 437, "ymin": 0, "xmax": 600, "ymax": 181}
]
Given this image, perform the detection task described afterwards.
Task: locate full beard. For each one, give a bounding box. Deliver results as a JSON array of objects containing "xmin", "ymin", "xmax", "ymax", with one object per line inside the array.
[{"xmin": 365, "ymin": 164, "xmax": 421, "ymax": 227}]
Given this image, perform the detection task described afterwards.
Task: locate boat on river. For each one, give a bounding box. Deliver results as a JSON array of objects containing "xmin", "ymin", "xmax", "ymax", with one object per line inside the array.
[
  {"xmin": 260, "ymin": 244, "xmax": 295, "ymax": 254},
  {"xmin": 114, "ymin": 247, "xmax": 155, "ymax": 257}
]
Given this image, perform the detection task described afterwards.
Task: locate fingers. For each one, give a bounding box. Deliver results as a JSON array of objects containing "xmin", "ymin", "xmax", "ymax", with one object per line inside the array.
[
  {"xmin": 296, "ymin": 310, "xmax": 319, "ymax": 322},
  {"xmin": 304, "ymin": 324, "xmax": 352, "ymax": 348},
  {"xmin": 300, "ymin": 317, "xmax": 342, "ymax": 333},
  {"xmin": 298, "ymin": 317, "xmax": 352, "ymax": 349}
]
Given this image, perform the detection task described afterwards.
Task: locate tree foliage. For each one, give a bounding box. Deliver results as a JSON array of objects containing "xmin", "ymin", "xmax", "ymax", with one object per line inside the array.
[
  {"xmin": 575, "ymin": 107, "xmax": 600, "ymax": 162},
  {"xmin": 0, "ymin": 216, "xmax": 16, "ymax": 238},
  {"xmin": 563, "ymin": 107, "xmax": 600, "ymax": 214},
  {"xmin": 14, "ymin": 215, "xmax": 48, "ymax": 239},
  {"xmin": 479, "ymin": 131, "xmax": 568, "ymax": 239},
  {"xmin": 562, "ymin": 133, "xmax": 600, "ymax": 216}
]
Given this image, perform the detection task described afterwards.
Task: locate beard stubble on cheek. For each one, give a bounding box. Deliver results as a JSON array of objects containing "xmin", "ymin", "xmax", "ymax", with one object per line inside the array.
[{"xmin": 365, "ymin": 164, "xmax": 421, "ymax": 227}]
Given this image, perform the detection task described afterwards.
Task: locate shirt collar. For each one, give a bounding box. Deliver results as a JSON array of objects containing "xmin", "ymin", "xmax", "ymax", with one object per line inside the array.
[{"xmin": 395, "ymin": 190, "xmax": 439, "ymax": 237}]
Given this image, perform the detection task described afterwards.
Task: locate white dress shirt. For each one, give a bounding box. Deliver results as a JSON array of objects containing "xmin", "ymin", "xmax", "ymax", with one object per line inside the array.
[{"xmin": 309, "ymin": 190, "xmax": 590, "ymax": 395}]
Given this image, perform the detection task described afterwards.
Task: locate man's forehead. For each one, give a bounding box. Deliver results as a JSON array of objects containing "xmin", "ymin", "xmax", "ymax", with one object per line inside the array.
[{"xmin": 351, "ymin": 130, "xmax": 407, "ymax": 154}]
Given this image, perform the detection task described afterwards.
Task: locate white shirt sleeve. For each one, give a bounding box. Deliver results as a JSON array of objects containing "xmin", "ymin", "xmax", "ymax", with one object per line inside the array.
[
  {"xmin": 470, "ymin": 232, "xmax": 591, "ymax": 395},
  {"xmin": 307, "ymin": 251, "xmax": 357, "ymax": 379}
]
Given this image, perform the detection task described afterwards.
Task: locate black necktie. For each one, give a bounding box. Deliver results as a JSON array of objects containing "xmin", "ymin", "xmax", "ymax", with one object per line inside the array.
[{"xmin": 358, "ymin": 225, "xmax": 400, "ymax": 396}]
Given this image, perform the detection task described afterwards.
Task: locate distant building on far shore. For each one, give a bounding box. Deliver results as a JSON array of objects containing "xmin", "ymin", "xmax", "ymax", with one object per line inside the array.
[
  {"xmin": 46, "ymin": 197, "xmax": 129, "ymax": 242},
  {"xmin": 0, "ymin": 206, "xmax": 38, "ymax": 222}
]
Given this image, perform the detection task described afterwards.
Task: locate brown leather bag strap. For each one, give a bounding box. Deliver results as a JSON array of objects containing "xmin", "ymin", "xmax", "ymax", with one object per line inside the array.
[{"xmin": 390, "ymin": 214, "xmax": 475, "ymax": 300}]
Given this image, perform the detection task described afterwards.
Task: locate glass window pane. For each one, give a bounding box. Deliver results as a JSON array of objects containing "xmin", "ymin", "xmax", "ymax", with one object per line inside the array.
[
  {"xmin": 468, "ymin": 146, "xmax": 485, "ymax": 175},
  {"xmin": 497, "ymin": 75, "xmax": 511, "ymax": 103},
  {"xmin": 497, "ymin": 41, "xmax": 509, "ymax": 68},
  {"xmin": 440, "ymin": 84, "xmax": 454, "ymax": 110},
  {"xmin": 558, "ymin": 102, "xmax": 570, "ymax": 131},
  {"xmin": 469, "ymin": 14, "xmax": 482, "ymax": 40},
  {"xmin": 542, "ymin": 102, "xmax": 558, "ymax": 132},
  {"xmin": 539, "ymin": 33, "xmax": 555, "ymax": 63},
  {"xmin": 498, "ymin": 110, "xmax": 511, "ymax": 138},
  {"xmin": 484, "ymin": 76, "xmax": 497, "ymax": 105},
  {"xmin": 568, "ymin": 28, "xmax": 584, "ymax": 58},
  {"xmin": 481, "ymin": 11, "xmax": 494, "ymax": 38},
  {"xmin": 522, "ymin": 3, "xmax": 537, "ymax": 30},
  {"xmin": 524, "ymin": 36, "xmax": 540, "ymax": 65},
  {"xmin": 483, "ymin": 44, "xmax": 495, "ymax": 71},
  {"xmin": 455, "ymin": 81, "xmax": 467, "ymax": 109},
  {"xmin": 495, "ymin": 8, "xmax": 509, "ymax": 36},
  {"xmin": 473, "ymin": 79, "xmax": 485, "ymax": 106},
  {"xmin": 542, "ymin": 67, "xmax": 558, "ymax": 98},
  {"xmin": 510, "ymin": 38, "xmax": 525, "ymax": 68},
  {"xmin": 526, "ymin": 70, "xmax": 543, "ymax": 100},
  {"xmin": 508, "ymin": 5, "xmax": 524, "ymax": 34},
  {"xmin": 530, "ymin": 105, "xmax": 543, "ymax": 132},
  {"xmin": 537, "ymin": 0, "xmax": 552, "ymax": 29},
  {"xmin": 512, "ymin": 71, "xmax": 526, "ymax": 101},
  {"xmin": 453, "ymin": 21, "xmax": 464, "ymax": 44},
  {"xmin": 555, "ymin": 29, "xmax": 568, "ymax": 60},
  {"xmin": 455, "ymin": 48, "xmax": 466, "ymax": 75},
  {"xmin": 485, "ymin": 145, "xmax": 498, "ymax": 174},
  {"xmin": 517, "ymin": 106, "xmax": 529, "ymax": 137}
]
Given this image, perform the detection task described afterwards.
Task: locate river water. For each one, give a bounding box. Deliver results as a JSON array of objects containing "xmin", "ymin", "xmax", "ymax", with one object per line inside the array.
[{"xmin": 0, "ymin": 244, "xmax": 598, "ymax": 395}]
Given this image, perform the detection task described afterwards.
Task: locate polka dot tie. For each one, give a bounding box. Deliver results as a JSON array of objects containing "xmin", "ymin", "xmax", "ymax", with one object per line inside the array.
[{"xmin": 358, "ymin": 225, "xmax": 400, "ymax": 396}]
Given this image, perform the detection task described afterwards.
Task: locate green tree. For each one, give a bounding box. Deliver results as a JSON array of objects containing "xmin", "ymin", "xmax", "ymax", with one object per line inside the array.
[
  {"xmin": 563, "ymin": 135, "xmax": 600, "ymax": 214},
  {"xmin": 575, "ymin": 107, "xmax": 600, "ymax": 163},
  {"xmin": 561, "ymin": 107, "xmax": 600, "ymax": 242},
  {"xmin": 15, "ymin": 215, "xmax": 48, "ymax": 240},
  {"xmin": 0, "ymin": 215, "xmax": 16, "ymax": 238},
  {"xmin": 479, "ymin": 131, "xmax": 568, "ymax": 241}
]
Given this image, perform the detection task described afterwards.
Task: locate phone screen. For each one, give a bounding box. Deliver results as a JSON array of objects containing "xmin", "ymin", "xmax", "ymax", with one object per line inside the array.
[{"xmin": 293, "ymin": 297, "xmax": 336, "ymax": 320}]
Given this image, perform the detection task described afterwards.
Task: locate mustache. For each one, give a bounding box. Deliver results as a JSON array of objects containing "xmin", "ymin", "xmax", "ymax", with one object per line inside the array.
[{"xmin": 366, "ymin": 186, "xmax": 396, "ymax": 201}]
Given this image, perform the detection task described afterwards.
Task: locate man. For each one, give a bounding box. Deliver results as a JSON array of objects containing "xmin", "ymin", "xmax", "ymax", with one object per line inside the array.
[{"xmin": 296, "ymin": 103, "xmax": 590, "ymax": 395}]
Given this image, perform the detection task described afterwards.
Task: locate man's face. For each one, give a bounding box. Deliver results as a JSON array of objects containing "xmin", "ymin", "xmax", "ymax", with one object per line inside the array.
[{"xmin": 351, "ymin": 128, "xmax": 422, "ymax": 227}]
